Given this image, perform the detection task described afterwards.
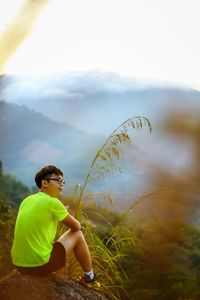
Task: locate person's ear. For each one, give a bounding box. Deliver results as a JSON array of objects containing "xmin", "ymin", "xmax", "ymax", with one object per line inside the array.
[{"xmin": 41, "ymin": 179, "xmax": 48, "ymax": 188}]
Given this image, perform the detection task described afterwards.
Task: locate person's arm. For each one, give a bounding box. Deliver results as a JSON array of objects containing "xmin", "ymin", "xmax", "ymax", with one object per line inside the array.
[{"xmin": 62, "ymin": 214, "xmax": 81, "ymax": 232}]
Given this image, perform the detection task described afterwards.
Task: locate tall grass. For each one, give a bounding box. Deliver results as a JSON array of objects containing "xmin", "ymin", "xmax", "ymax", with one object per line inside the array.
[
  {"xmin": 73, "ymin": 116, "xmax": 152, "ymax": 219},
  {"xmin": 67, "ymin": 116, "xmax": 152, "ymax": 299},
  {"xmin": 57, "ymin": 211, "xmax": 130, "ymax": 300}
]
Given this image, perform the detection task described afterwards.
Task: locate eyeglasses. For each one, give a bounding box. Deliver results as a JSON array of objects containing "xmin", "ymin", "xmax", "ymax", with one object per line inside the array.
[{"xmin": 45, "ymin": 177, "xmax": 66, "ymax": 185}]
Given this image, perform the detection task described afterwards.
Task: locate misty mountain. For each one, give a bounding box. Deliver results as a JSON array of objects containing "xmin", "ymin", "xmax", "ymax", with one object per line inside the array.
[
  {"xmin": 0, "ymin": 100, "xmax": 104, "ymax": 188},
  {"xmin": 0, "ymin": 100, "xmax": 154, "ymax": 211},
  {"xmin": 1, "ymin": 71, "xmax": 200, "ymax": 136},
  {"xmin": 1, "ymin": 71, "xmax": 200, "ymax": 210}
]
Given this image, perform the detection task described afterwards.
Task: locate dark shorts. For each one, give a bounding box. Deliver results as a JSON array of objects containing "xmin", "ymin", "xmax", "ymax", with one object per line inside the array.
[{"xmin": 16, "ymin": 242, "xmax": 66, "ymax": 276}]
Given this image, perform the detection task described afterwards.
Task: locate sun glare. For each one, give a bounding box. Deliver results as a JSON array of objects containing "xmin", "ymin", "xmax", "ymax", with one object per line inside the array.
[
  {"xmin": 1, "ymin": 0, "xmax": 200, "ymax": 91},
  {"xmin": 0, "ymin": 0, "xmax": 50, "ymax": 74},
  {"xmin": 0, "ymin": 0, "xmax": 24, "ymax": 33}
]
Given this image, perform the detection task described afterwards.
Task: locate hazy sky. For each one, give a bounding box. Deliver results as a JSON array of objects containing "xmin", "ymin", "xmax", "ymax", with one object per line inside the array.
[{"xmin": 1, "ymin": 0, "xmax": 200, "ymax": 90}]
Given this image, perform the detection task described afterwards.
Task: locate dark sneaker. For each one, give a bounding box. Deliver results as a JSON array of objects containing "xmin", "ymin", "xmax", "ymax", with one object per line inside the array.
[{"xmin": 79, "ymin": 274, "xmax": 101, "ymax": 288}]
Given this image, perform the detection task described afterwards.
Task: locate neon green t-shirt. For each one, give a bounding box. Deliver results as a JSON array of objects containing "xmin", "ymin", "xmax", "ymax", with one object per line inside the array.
[{"xmin": 11, "ymin": 192, "xmax": 68, "ymax": 267}]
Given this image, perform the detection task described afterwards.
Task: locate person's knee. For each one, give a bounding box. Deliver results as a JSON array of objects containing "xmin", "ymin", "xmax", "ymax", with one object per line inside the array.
[
  {"xmin": 73, "ymin": 230, "xmax": 85, "ymax": 242},
  {"xmin": 57, "ymin": 230, "xmax": 83, "ymax": 251},
  {"xmin": 63, "ymin": 229, "xmax": 84, "ymax": 243}
]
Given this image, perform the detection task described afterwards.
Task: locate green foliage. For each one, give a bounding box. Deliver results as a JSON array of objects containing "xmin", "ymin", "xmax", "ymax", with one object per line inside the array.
[
  {"xmin": 84, "ymin": 204, "xmax": 122, "ymax": 226},
  {"xmin": 0, "ymin": 160, "xmax": 3, "ymax": 177},
  {"xmin": 118, "ymin": 219, "xmax": 200, "ymax": 300},
  {"xmin": 82, "ymin": 216, "xmax": 126, "ymax": 300},
  {"xmin": 0, "ymin": 198, "xmax": 16, "ymax": 231},
  {"xmin": 0, "ymin": 171, "xmax": 29, "ymax": 277},
  {"xmin": 55, "ymin": 201, "xmax": 128, "ymax": 299},
  {"xmin": 0, "ymin": 173, "xmax": 30, "ymax": 206},
  {"xmin": 0, "ymin": 198, "xmax": 16, "ymax": 277}
]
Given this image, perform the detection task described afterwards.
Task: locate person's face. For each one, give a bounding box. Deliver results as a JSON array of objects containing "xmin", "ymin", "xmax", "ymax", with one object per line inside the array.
[{"xmin": 41, "ymin": 173, "xmax": 65, "ymax": 197}]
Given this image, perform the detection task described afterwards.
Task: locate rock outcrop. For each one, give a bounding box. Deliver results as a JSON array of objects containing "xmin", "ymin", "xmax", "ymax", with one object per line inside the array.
[{"xmin": 0, "ymin": 271, "xmax": 109, "ymax": 300}]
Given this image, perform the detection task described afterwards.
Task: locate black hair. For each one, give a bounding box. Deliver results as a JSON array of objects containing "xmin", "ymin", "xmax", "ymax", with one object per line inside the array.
[{"xmin": 35, "ymin": 165, "xmax": 63, "ymax": 189}]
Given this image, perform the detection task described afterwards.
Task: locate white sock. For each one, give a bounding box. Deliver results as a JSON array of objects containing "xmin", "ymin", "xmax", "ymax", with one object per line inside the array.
[{"xmin": 85, "ymin": 270, "xmax": 94, "ymax": 280}]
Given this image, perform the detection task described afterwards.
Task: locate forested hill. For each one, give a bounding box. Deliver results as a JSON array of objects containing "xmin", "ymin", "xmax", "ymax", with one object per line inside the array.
[{"xmin": 0, "ymin": 101, "xmax": 101, "ymax": 186}]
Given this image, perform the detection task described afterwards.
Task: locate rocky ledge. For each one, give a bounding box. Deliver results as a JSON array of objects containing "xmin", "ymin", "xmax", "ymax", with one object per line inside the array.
[{"xmin": 0, "ymin": 271, "xmax": 109, "ymax": 300}]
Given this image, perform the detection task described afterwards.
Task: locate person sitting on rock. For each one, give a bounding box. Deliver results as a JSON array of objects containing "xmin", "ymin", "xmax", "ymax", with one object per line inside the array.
[{"xmin": 11, "ymin": 165, "xmax": 99, "ymax": 287}]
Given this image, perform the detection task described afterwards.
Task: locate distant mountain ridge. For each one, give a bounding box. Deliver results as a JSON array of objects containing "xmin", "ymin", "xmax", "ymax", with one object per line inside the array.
[
  {"xmin": 0, "ymin": 99, "xmax": 151, "ymax": 211},
  {"xmin": 1, "ymin": 71, "xmax": 200, "ymax": 135},
  {"xmin": 0, "ymin": 100, "xmax": 103, "ymax": 187},
  {"xmin": 1, "ymin": 71, "xmax": 200, "ymax": 211}
]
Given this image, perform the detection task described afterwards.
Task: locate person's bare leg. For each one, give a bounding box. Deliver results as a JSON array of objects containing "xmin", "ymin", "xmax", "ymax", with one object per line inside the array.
[{"xmin": 57, "ymin": 230, "xmax": 92, "ymax": 272}]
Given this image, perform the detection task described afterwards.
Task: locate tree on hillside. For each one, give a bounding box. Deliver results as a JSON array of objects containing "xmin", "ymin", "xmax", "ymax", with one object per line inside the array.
[
  {"xmin": 0, "ymin": 160, "xmax": 2, "ymax": 177},
  {"xmin": 0, "ymin": 172, "xmax": 30, "ymax": 206}
]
